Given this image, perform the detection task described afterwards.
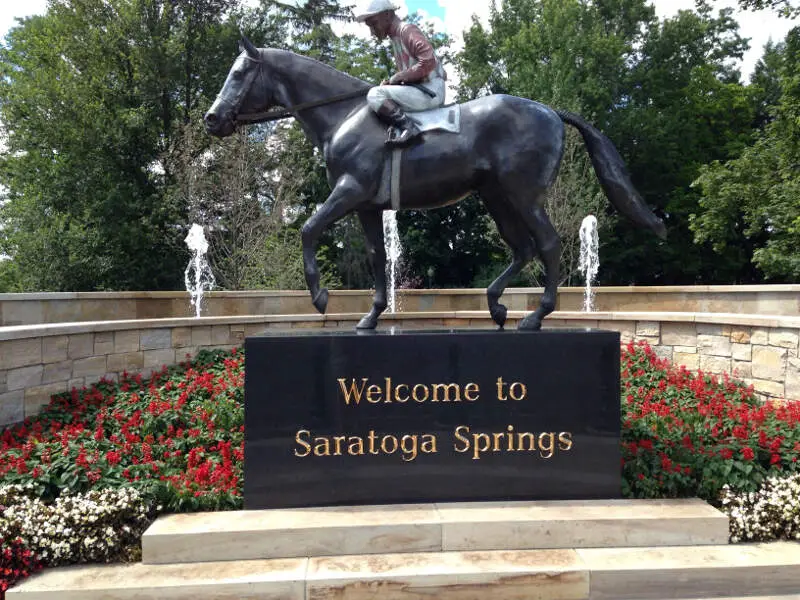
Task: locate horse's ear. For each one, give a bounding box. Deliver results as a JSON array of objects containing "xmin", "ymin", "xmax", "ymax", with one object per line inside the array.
[{"xmin": 239, "ymin": 33, "xmax": 260, "ymax": 59}]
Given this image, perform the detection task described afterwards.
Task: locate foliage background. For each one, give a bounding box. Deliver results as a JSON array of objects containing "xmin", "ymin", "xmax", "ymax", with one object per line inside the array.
[{"xmin": 0, "ymin": 0, "xmax": 798, "ymax": 292}]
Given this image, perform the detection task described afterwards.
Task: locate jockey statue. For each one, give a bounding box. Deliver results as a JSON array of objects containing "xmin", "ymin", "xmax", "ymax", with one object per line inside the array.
[{"xmin": 356, "ymin": 0, "xmax": 447, "ymax": 146}]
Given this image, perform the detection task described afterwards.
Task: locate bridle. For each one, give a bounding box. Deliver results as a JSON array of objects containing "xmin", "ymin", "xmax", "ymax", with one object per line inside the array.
[{"xmin": 214, "ymin": 53, "xmax": 371, "ymax": 126}]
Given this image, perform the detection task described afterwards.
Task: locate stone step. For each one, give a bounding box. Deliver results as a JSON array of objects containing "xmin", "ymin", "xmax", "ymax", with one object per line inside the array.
[
  {"xmin": 10, "ymin": 543, "xmax": 800, "ymax": 600},
  {"xmin": 141, "ymin": 498, "xmax": 729, "ymax": 564},
  {"xmin": 9, "ymin": 549, "xmax": 588, "ymax": 600},
  {"xmin": 579, "ymin": 541, "xmax": 800, "ymax": 599}
]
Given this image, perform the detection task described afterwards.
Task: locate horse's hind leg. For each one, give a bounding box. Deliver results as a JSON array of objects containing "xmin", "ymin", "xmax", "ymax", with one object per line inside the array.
[
  {"xmin": 480, "ymin": 185, "xmax": 536, "ymax": 329},
  {"xmin": 505, "ymin": 187, "xmax": 561, "ymax": 331},
  {"xmin": 355, "ymin": 208, "xmax": 387, "ymax": 330}
]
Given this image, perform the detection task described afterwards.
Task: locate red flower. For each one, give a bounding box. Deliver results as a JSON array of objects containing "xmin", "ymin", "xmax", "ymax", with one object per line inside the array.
[{"xmin": 741, "ymin": 447, "xmax": 755, "ymax": 461}]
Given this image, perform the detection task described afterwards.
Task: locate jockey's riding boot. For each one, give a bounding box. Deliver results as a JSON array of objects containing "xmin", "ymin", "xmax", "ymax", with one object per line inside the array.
[{"xmin": 376, "ymin": 100, "xmax": 422, "ymax": 146}]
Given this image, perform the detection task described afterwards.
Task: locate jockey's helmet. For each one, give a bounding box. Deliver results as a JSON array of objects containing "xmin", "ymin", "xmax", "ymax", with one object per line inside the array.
[{"xmin": 355, "ymin": 0, "xmax": 399, "ymax": 22}]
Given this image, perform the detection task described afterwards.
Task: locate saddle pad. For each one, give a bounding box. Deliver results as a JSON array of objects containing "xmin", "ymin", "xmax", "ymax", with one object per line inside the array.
[{"xmin": 408, "ymin": 104, "xmax": 461, "ymax": 134}]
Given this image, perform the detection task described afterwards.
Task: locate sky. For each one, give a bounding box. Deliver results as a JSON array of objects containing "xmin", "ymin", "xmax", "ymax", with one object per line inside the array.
[{"xmin": 0, "ymin": 0, "xmax": 796, "ymax": 81}]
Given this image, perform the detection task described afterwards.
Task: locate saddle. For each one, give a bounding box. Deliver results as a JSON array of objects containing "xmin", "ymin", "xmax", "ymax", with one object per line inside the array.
[
  {"xmin": 407, "ymin": 104, "xmax": 461, "ymax": 134},
  {"xmin": 379, "ymin": 105, "xmax": 462, "ymax": 211}
]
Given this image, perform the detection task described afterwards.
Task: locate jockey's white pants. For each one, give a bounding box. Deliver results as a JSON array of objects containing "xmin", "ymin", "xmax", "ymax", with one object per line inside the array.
[{"xmin": 367, "ymin": 77, "xmax": 446, "ymax": 112}]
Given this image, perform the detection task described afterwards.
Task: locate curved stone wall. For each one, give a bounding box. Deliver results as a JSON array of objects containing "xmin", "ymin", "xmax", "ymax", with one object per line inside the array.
[
  {"xmin": 1, "ymin": 310, "xmax": 798, "ymax": 428},
  {"xmin": 2, "ymin": 284, "xmax": 799, "ymax": 326}
]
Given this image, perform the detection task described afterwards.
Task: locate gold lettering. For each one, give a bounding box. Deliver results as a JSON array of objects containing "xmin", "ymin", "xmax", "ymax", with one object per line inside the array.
[
  {"xmin": 412, "ymin": 384, "xmax": 429, "ymax": 403},
  {"xmin": 381, "ymin": 435, "xmax": 399, "ymax": 454},
  {"xmin": 395, "ymin": 384, "xmax": 409, "ymax": 403},
  {"xmin": 453, "ymin": 425, "xmax": 470, "ymax": 453},
  {"xmin": 338, "ymin": 378, "xmax": 368, "ymax": 405},
  {"xmin": 464, "ymin": 383, "xmax": 480, "ymax": 402},
  {"xmin": 507, "ymin": 425, "xmax": 515, "ymax": 451},
  {"xmin": 472, "ymin": 433, "xmax": 491, "ymax": 460},
  {"xmin": 383, "ymin": 377, "xmax": 392, "ymax": 404},
  {"xmin": 509, "ymin": 382, "xmax": 527, "ymax": 401},
  {"xmin": 366, "ymin": 385, "xmax": 382, "ymax": 403},
  {"xmin": 538, "ymin": 432, "xmax": 555, "ymax": 458},
  {"xmin": 517, "ymin": 432, "xmax": 536, "ymax": 451},
  {"xmin": 333, "ymin": 435, "xmax": 346, "ymax": 456},
  {"xmin": 295, "ymin": 430, "xmax": 311, "ymax": 457},
  {"xmin": 400, "ymin": 435, "xmax": 419, "ymax": 462},
  {"xmin": 313, "ymin": 437, "xmax": 331, "ymax": 457},
  {"xmin": 348, "ymin": 436, "xmax": 365, "ymax": 455},
  {"xmin": 496, "ymin": 377, "xmax": 507, "ymax": 400},
  {"xmin": 368, "ymin": 430, "xmax": 379, "ymax": 455},
  {"xmin": 558, "ymin": 432, "xmax": 574, "ymax": 451},
  {"xmin": 493, "ymin": 432, "xmax": 505, "ymax": 451},
  {"xmin": 432, "ymin": 383, "xmax": 461, "ymax": 402},
  {"xmin": 421, "ymin": 434, "xmax": 437, "ymax": 454}
]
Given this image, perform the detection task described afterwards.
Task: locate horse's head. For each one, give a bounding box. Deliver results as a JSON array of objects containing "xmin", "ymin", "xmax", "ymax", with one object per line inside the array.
[{"xmin": 204, "ymin": 35, "xmax": 273, "ymax": 137}]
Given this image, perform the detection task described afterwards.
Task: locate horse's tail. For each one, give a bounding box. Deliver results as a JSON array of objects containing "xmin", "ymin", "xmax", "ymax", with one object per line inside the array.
[{"xmin": 556, "ymin": 109, "xmax": 667, "ymax": 240}]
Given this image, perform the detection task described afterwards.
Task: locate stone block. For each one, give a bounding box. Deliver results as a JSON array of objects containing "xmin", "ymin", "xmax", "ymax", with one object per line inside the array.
[
  {"xmin": 245, "ymin": 324, "xmax": 267, "ymax": 338},
  {"xmin": 751, "ymin": 328, "xmax": 770, "ymax": 345},
  {"xmin": 140, "ymin": 328, "xmax": 172, "ymax": 350},
  {"xmin": 654, "ymin": 346, "xmax": 673, "ymax": 361},
  {"xmin": 674, "ymin": 346, "xmax": 697, "ymax": 354},
  {"xmin": 230, "ymin": 328, "xmax": 245, "ymax": 344},
  {"xmin": 114, "ymin": 330, "xmax": 140, "ymax": 353},
  {"xmin": 1, "ymin": 338, "xmax": 42, "ymax": 370},
  {"xmin": 68, "ymin": 377, "xmax": 85, "ymax": 390},
  {"xmin": 699, "ymin": 355, "xmax": 731, "ymax": 375},
  {"xmin": 752, "ymin": 378, "xmax": 785, "ymax": 398},
  {"xmin": 42, "ymin": 336, "xmax": 69, "ymax": 363},
  {"xmin": 636, "ymin": 321, "xmax": 660, "ymax": 338},
  {"xmin": 732, "ymin": 343, "xmax": 752, "ymax": 362},
  {"xmin": 102, "ymin": 373, "xmax": 119, "ymax": 383},
  {"xmin": 212, "ymin": 325, "xmax": 231, "ymax": 345},
  {"xmin": 192, "ymin": 326, "xmax": 212, "ymax": 347},
  {"xmin": 72, "ymin": 356, "xmax": 108, "ymax": 378},
  {"xmin": 144, "ymin": 349, "xmax": 175, "ymax": 369},
  {"xmin": 697, "ymin": 324, "xmax": 725, "ymax": 336},
  {"xmin": 0, "ymin": 370, "xmax": 6, "ymax": 395},
  {"xmin": 68, "ymin": 333, "xmax": 95, "ymax": 359},
  {"xmin": 698, "ymin": 335, "xmax": 732, "ymax": 358},
  {"xmin": 7, "ymin": 365, "xmax": 44, "ymax": 391},
  {"xmin": 24, "ymin": 382, "xmax": 67, "ymax": 416},
  {"xmin": 752, "ymin": 346, "xmax": 787, "ymax": 381},
  {"xmin": 106, "ymin": 352, "xmax": 144, "ymax": 373},
  {"xmin": 94, "ymin": 331, "xmax": 115, "ymax": 355},
  {"xmin": 673, "ymin": 353, "xmax": 700, "ymax": 371},
  {"xmin": 769, "ymin": 328, "xmax": 799, "ymax": 350},
  {"xmin": 172, "ymin": 327, "xmax": 192, "ymax": 348},
  {"xmin": 730, "ymin": 328, "xmax": 752, "ymax": 344},
  {"xmin": 661, "ymin": 323, "xmax": 697, "ymax": 347},
  {"xmin": 0, "ymin": 390, "xmax": 24, "ymax": 426},
  {"xmin": 786, "ymin": 359, "xmax": 800, "ymax": 401},
  {"xmin": 732, "ymin": 361, "xmax": 752, "ymax": 380},
  {"xmin": 42, "ymin": 360, "xmax": 74, "ymax": 384},
  {"xmin": 597, "ymin": 322, "xmax": 635, "ymax": 343}
]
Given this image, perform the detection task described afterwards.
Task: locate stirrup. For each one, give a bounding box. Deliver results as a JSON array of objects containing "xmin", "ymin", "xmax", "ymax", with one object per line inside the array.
[{"xmin": 385, "ymin": 125, "xmax": 421, "ymax": 147}]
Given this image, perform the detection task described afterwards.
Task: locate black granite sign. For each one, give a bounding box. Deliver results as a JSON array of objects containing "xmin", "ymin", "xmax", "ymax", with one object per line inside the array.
[{"xmin": 244, "ymin": 328, "xmax": 621, "ymax": 509}]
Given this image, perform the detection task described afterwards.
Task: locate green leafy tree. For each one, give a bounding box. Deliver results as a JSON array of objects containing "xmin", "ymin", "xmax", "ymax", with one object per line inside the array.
[
  {"xmin": 732, "ymin": 0, "xmax": 799, "ymax": 17},
  {"xmin": 692, "ymin": 27, "xmax": 800, "ymax": 280},
  {"xmin": 0, "ymin": 0, "xmax": 265, "ymax": 291}
]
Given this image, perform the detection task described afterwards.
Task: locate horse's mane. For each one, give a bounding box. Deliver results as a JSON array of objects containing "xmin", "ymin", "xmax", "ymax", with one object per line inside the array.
[{"xmin": 261, "ymin": 48, "xmax": 372, "ymax": 90}]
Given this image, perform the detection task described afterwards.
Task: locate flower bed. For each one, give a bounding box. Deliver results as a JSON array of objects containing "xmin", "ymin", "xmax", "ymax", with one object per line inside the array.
[{"xmin": 0, "ymin": 342, "xmax": 799, "ymax": 590}]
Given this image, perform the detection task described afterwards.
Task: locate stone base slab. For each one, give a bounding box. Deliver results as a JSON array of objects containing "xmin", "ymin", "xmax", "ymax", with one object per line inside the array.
[
  {"xmin": 141, "ymin": 499, "xmax": 728, "ymax": 564},
  {"xmin": 11, "ymin": 543, "xmax": 800, "ymax": 600}
]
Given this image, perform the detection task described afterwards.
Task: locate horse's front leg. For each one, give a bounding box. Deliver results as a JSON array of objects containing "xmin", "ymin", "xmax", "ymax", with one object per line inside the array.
[
  {"xmin": 356, "ymin": 209, "xmax": 387, "ymax": 330},
  {"xmin": 302, "ymin": 175, "xmax": 369, "ymax": 314}
]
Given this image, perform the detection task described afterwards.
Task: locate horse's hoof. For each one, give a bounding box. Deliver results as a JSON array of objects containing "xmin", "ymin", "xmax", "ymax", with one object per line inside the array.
[
  {"xmin": 518, "ymin": 314, "xmax": 542, "ymax": 331},
  {"xmin": 356, "ymin": 314, "xmax": 378, "ymax": 330},
  {"xmin": 312, "ymin": 288, "xmax": 329, "ymax": 314},
  {"xmin": 490, "ymin": 304, "xmax": 508, "ymax": 329}
]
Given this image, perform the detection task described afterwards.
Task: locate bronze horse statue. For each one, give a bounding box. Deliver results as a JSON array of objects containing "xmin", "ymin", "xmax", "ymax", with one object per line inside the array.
[{"xmin": 204, "ymin": 37, "xmax": 666, "ymax": 331}]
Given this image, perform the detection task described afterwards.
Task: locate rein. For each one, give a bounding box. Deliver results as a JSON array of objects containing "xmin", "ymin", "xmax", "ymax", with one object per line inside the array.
[{"xmin": 236, "ymin": 88, "xmax": 372, "ymax": 124}]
